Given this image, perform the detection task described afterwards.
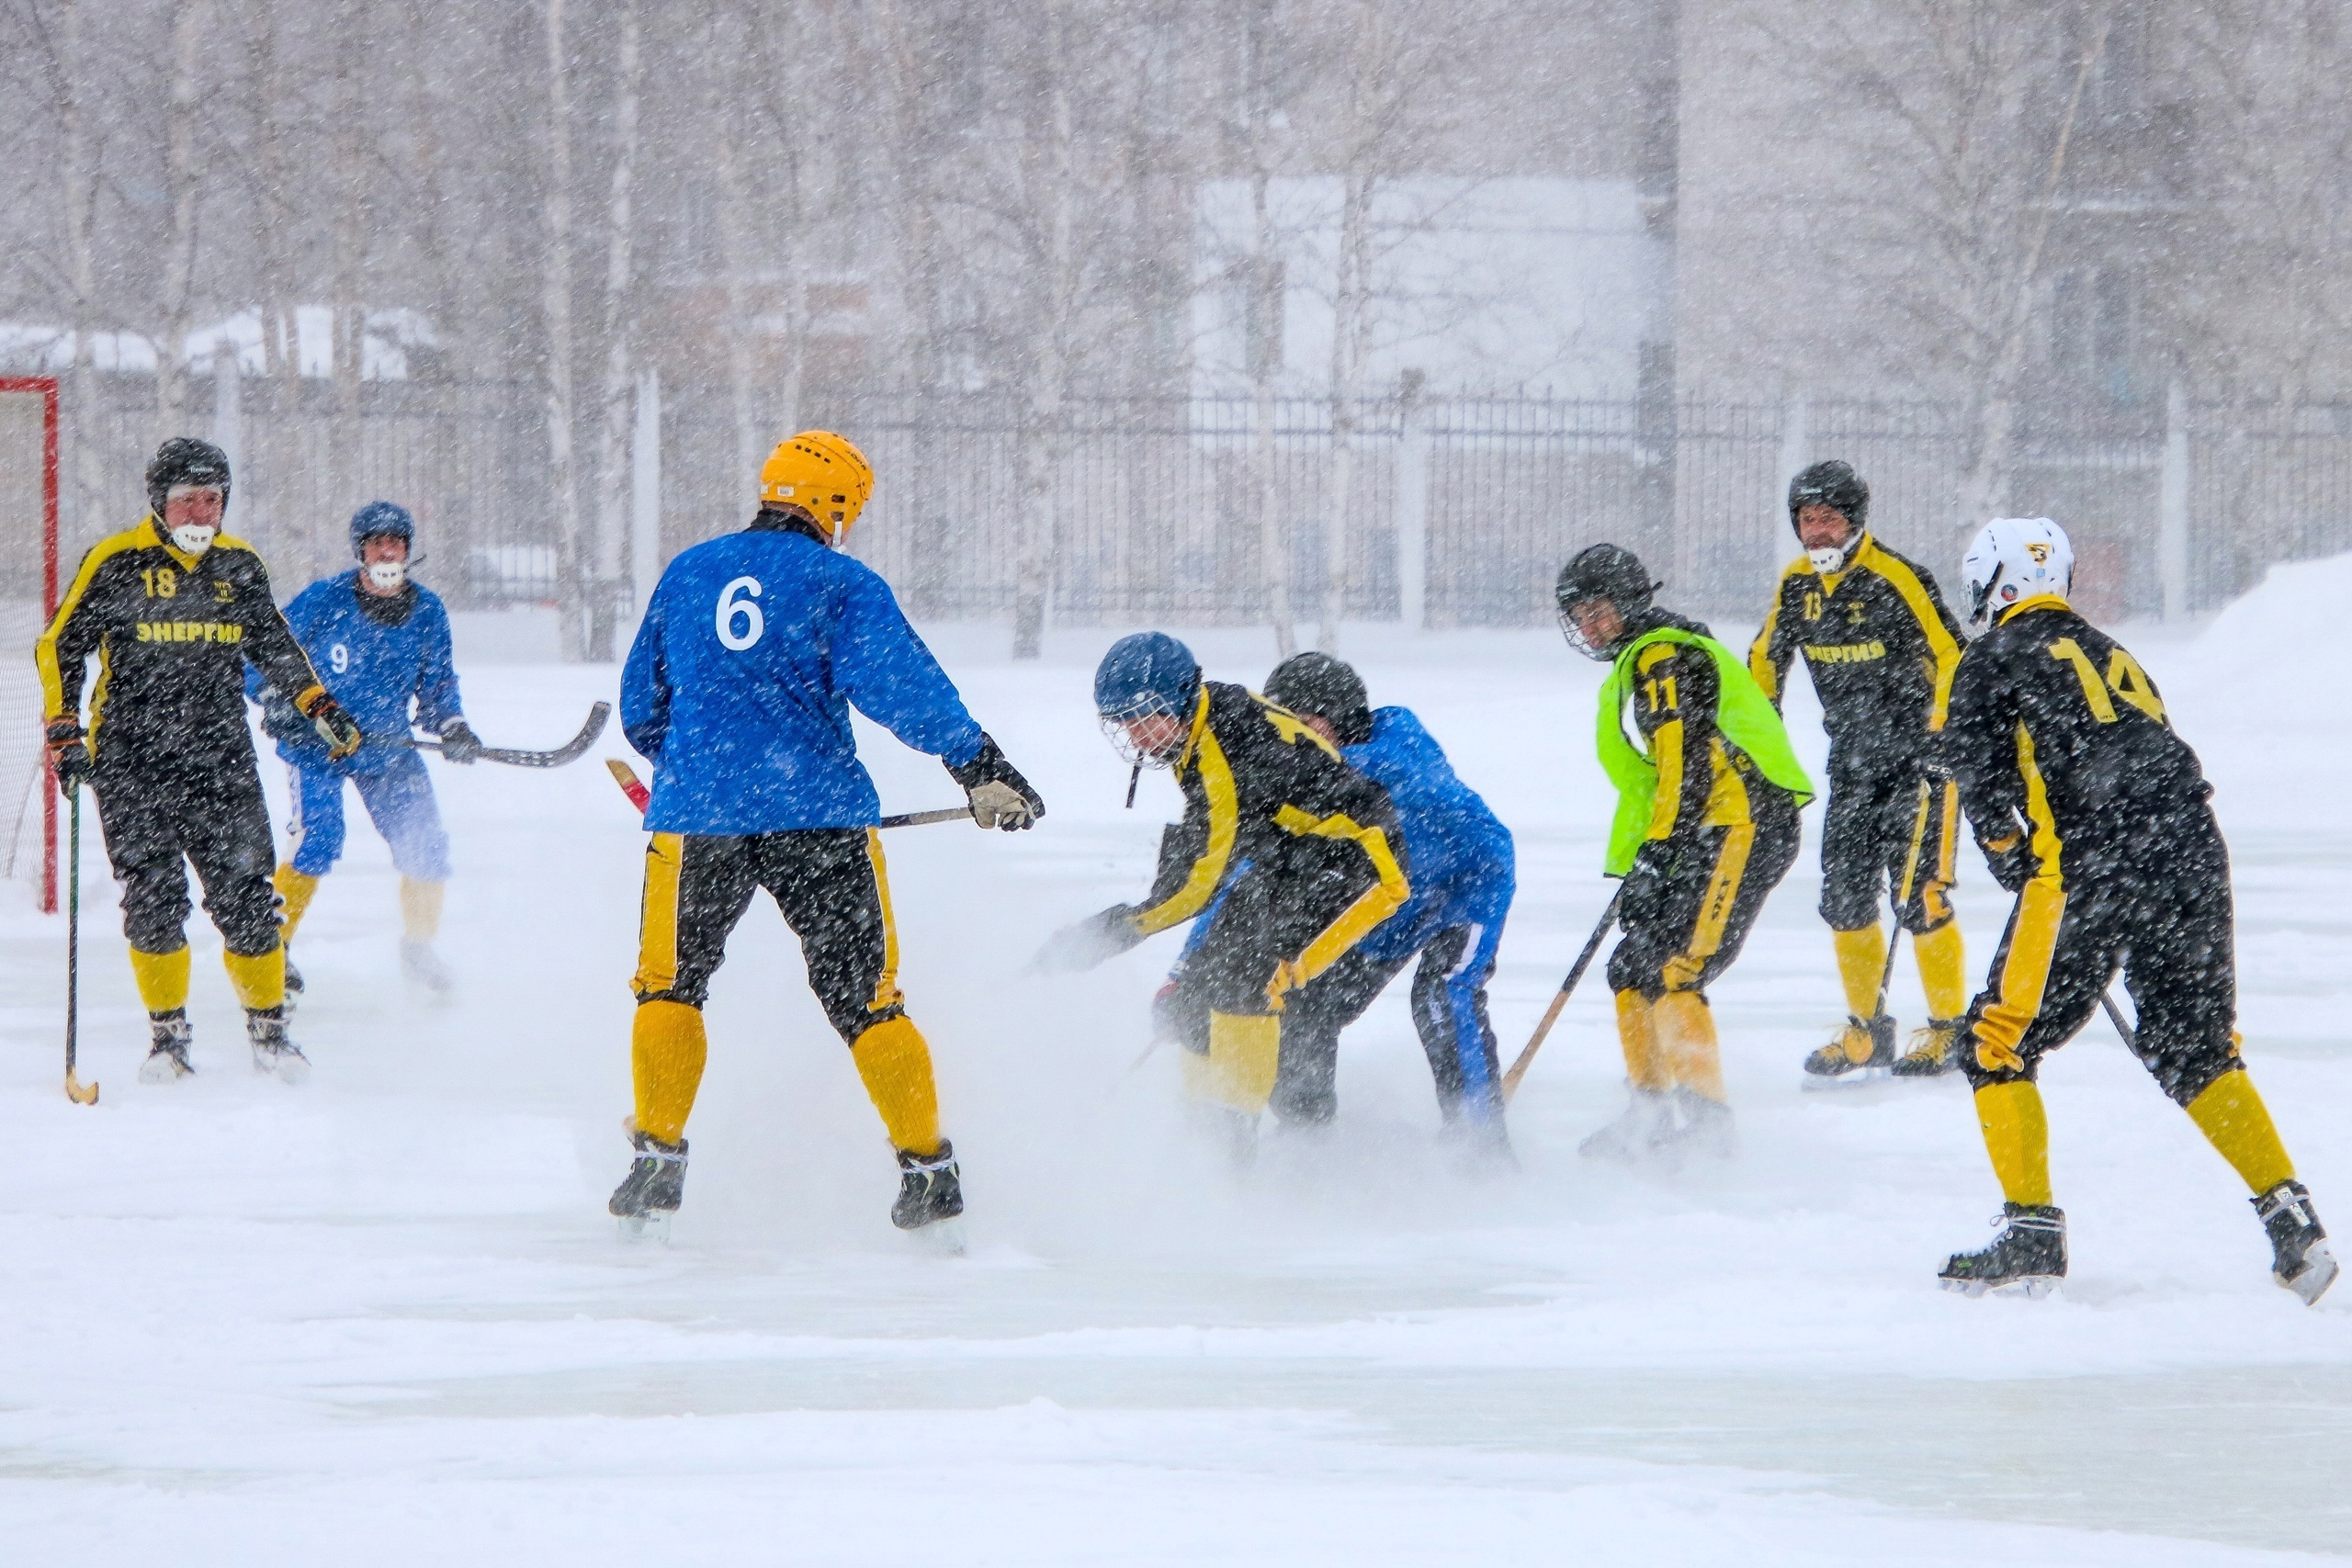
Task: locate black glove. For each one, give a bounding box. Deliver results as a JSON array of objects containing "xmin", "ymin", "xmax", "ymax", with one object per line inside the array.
[
  {"xmin": 438, "ymin": 718, "xmax": 486, "ymax": 764},
  {"xmin": 946, "ymin": 732, "xmax": 1046, "ymax": 831},
  {"xmin": 1979, "ymin": 828, "xmax": 2032, "ymax": 894},
  {"xmin": 1620, "ymin": 841, "xmax": 1677, "ymax": 928},
  {"xmin": 1030, "ymin": 905, "xmax": 1146, "ymax": 974},
  {"xmin": 46, "ymin": 720, "xmax": 91, "ymax": 796}
]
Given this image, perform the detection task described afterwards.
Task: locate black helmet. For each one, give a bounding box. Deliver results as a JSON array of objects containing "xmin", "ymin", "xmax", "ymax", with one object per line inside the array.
[
  {"xmin": 1555, "ymin": 543, "xmax": 1657, "ymax": 660},
  {"xmin": 1788, "ymin": 459, "xmax": 1868, "ymax": 536},
  {"xmin": 146, "ymin": 436, "xmax": 232, "ymax": 520},
  {"xmin": 1263, "ymin": 651, "xmax": 1372, "ymax": 745}
]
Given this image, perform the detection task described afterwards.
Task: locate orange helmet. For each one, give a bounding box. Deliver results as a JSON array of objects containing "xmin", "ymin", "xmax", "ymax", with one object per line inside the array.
[{"xmin": 758, "ymin": 430, "xmax": 874, "ymax": 545}]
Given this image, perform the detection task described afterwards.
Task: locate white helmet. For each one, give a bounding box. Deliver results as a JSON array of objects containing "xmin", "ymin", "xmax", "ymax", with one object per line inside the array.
[{"xmin": 1961, "ymin": 516, "xmax": 2074, "ymax": 627}]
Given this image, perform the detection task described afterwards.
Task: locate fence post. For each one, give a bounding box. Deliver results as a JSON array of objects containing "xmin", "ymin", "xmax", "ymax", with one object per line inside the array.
[
  {"xmin": 630, "ymin": 367, "xmax": 661, "ymax": 615},
  {"xmin": 1778, "ymin": 388, "xmax": 1808, "ymax": 491},
  {"xmin": 2159, "ymin": 378, "xmax": 2189, "ymax": 621},
  {"xmin": 209, "ymin": 340, "xmax": 242, "ymax": 489},
  {"xmin": 1396, "ymin": 370, "xmax": 1428, "ymax": 631}
]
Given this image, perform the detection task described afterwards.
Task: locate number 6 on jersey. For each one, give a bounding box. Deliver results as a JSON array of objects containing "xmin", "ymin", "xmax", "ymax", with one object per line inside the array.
[{"xmin": 716, "ymin": 575, "xmax": 763, "ymax": 650}]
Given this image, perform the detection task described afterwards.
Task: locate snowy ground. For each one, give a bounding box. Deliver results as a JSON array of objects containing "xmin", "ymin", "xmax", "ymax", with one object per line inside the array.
[{"xmin": 3, "ymin": 563, "xmax": 2349, "ymax": 1564}]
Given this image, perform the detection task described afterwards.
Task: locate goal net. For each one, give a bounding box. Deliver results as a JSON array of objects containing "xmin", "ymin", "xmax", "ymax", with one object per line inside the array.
[{"xmin": 0, "ymin": 378, "xmax": 58, "ymax": 911}]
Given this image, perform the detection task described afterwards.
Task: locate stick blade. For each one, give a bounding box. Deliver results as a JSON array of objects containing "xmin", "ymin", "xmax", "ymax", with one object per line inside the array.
[{"xmin": 65, "ymin": 1070, "xmax": 97, "ymax": 1105}]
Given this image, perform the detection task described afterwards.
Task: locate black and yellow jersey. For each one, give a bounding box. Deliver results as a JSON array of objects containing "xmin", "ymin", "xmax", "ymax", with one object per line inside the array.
[
  {"xmin": 36, "ymin": 514, "xmax": 325, "ymax": 770},
  {"xmin": 1749, "ymin": 535, "xmax": 1965, "ymax": 776},
  {"xmin": 1941, "ymin": 595, "xmax": 2210, "ymax": 882},
  {"xmin": 1626, "ymin": 610, "xmax": 1802, "ymax": 849},
  {"xmin": 1128, "ymin": 680, "xmax": 1408, "ymax": 943}
]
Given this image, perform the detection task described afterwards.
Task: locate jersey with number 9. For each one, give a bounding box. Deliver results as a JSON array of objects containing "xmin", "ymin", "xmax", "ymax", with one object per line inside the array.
[{"xmin": 620, "ymin": 522, "xmax": 985, "ymax": 833}]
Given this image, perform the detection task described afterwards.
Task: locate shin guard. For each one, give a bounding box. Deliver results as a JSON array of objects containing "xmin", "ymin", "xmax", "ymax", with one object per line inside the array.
[
  {"xmin": 1193, "ymin": 1012, "xmax": 1281, "ymax": 1115},
  {"xmin": 1974, "ymin": 1080, "xmax": 2052, "ymax": 1208},
  {"xmin": 632, "ymin": 999, "xmax": 708, "ymax": 1146},
  {"xmin": 274, "ymin": 865, "xmax": 321, "ymax": 945},
  {"xmin": 129, "ymin": 945, "xmax": 192, "ymax": 1015},
  {"xmin": 2187, "ymin": 1069, "xmax": 2294, "ymax": 1197},
  {"xmin": 1832, "ymin": 925, "xmax": 1887, "ymax": 1022},
  {"xmin": 400, "ymin": 877, "xmax": 446, "ymax": 943},
  {"xmin": 851, "ymin": 1015, "xmax": 943, "ymax": 1157},
  {"xmin": 1913, "ymin": 920, "xmax": 1968, "ymax": 1022},
  {"xmin": 1654, "ymin": 991, "xmax": 1726, "ymax": 1104},
  {"xmin": 222, "ymin": 947, "xmax": 287, "ymax": 1012},
  {"xmin": 1614, "ymin": 990, "xmax": 1669, "ymax": 1092}
]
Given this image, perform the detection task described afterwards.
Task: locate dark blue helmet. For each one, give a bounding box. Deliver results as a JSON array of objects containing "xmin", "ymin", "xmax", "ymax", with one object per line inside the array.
[
  {"xmin": 350, "ymin": 500, "xmax": 414, "ymax": 558},
  {"xmin": 1094, "ymin": 633, "xmax": 1201, "ymax": 766}
]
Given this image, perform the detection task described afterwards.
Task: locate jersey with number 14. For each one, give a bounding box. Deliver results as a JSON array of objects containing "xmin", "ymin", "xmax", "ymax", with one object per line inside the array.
[
  {"xmin": 1940, "ymin": 595, "xmax": 2208, "ymax": 879},
  {"xmin": 620, "ymin": 521, "xmax": 984, "ymax": 834}
]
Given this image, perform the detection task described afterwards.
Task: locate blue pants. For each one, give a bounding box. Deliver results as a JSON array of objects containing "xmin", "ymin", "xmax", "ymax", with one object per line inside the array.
[{"xmin": 286, "ymin": 751, "xmax": 452, "ymax": 881}]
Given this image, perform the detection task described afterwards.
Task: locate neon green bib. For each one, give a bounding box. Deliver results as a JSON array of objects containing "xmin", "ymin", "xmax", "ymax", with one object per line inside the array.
[{"xmin": 1595, "ymin": 626, "xmax": 1815, "ymax": 874}]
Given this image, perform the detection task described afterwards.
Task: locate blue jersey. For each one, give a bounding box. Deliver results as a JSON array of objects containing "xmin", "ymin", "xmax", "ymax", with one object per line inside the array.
[
  {"xmin": 250, "ymin": 571, "xmax": 463, "ymax": 774},
  {"xmin": 1345, "ymin": 706, "xmax": 1514, "ymax": 960},
  {"xmin": 621, "ymin": 524, "xmax": 985, "ymax": 834}
]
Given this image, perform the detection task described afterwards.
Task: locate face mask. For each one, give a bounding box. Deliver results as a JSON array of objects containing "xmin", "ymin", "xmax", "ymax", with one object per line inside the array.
[
  {"xmin": 1807, "ymin": 545, "xmax": 1846, "ymax": 573},
  {"xmin": 366, "ymin": 559, "xmax": 409, "ymax": 592},
  {"xmin": 171, "ymin": 524, "xmax": 217, "ymax": 557}
]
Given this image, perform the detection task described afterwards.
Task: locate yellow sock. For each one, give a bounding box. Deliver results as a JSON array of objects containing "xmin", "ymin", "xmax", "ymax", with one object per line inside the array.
[
  {"xmin": 1974, "ymin": 1080, "xmax": 2052, "ymax": 1207},
  {"xmin": 851, "ymin": 1015, "xmax": 943, "ymax": 1156},
  {"xmin": 2186, "ymin": 1069, "xmax": 2294, "ymax": 1196},
  {"xmin": 1913, "ymin": 920, "xmax": 1969, "ymax": 1020},
  {"xmin": 1192, "ymin": 1011, "xmax": 1280, "ymax": 1115},
  {"xmin": 400, "ymin": 877, "xmax": 445, "ymax": 942},
  {"xmin": 631, "ymin": 999, "xmax": 708, "ymax": 1146},
  {"xmin": 1833, "ymin": 925, "xmax": 1886, "ymax": 1019},
  {"xmin": 274, "ymin": 864, "xmax": 321, "ymax": 944},
  {"xmin": 129, "ymin": 945, "xmax": 191, "ymax": 1014},
  {"xmin": 223, "ymin": 947, "xmax": 287, "ymax": 1011},
  {"xmin": 1654, "ymin": 991, "xmax": 1726, "ymax": 1104},
  {"xmin": 1615, "ymin": 990, "xmax": 1669, "ymax": 1091}
]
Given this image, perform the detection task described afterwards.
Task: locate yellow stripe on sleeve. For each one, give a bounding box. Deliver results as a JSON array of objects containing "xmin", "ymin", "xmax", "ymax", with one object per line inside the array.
[
  {"xmin": 1266, "ymin": 807, "xmax": 1410, "ymax": 1002},
  {"xmin": 1134, "ymin": 718, "xmax": 1240, "ymax": 936}
]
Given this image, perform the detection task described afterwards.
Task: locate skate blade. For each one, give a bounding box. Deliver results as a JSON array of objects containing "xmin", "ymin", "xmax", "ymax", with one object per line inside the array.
[
  {"xmin": 1802, "ymin": 1066, "xmax": 1892, "ymax": 1092},
  {"xmin": 905, "ymin": 1217, "xmax": 967, "ymax": 1257},
  {"xmin": 138, "ymin": 1057, "xmax": 192, "ymax": 1085},
  {"xmin": 2283, "ymin": 1245, "xmax": 2340, "ymax": 1307},
  {"xmin": 254, "ymin": 1053, "xmax": 311, "ymax": 1086},
  {"xmin": 1941, "ymin": 1274, "xmax": 2061, "ymax": 1300},
  {"xmin": 616, "ymin": 1212, "xmax": 673, "ymax": 1245}
]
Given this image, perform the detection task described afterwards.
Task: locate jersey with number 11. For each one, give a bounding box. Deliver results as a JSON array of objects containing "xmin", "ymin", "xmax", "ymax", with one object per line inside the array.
[{"xmin": 619, "ymin": 522, "xmax": 985, "ymax": 834}]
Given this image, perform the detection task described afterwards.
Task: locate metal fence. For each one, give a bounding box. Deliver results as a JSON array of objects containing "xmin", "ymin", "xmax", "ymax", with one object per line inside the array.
[{"xmin": 39, "ymin": 374, "xmax": 2352, "ymax": 629}]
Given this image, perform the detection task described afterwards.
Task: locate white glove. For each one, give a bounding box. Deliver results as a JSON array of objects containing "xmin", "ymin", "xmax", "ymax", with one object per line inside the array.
[{"xmin": 967, "ymin": 780, "xmax": 1035, "ymax": 830}]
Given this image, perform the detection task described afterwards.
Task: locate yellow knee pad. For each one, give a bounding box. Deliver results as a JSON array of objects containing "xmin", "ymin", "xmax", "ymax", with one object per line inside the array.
[
  {"xmin": 632, "ymin": 999, "xmax": 709, "ymax": 1146},
  {"xmin": 1187, "ymin": 1012, "xmax": 1280, "ymax": 1116},
  {"xmin": 851, "ymin": 1015, "xmax": 943, "ymax": 1157}
]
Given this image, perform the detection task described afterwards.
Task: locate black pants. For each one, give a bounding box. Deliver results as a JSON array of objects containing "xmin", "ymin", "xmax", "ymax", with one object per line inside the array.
[
  {"xmin": 92, "ymin": 753, "xmax": 280, "ymax": 956},
  {"xmin": 1818, "ymin": 770, "xmax": 1961, "ymax": 934},
  {"xmin": 1261, "ymin": 926, "xmax": 1504, "ymax": 1127},
  {"xmin": 1608, "ymin": 797, "xmax": 1802, "ymax": 999},
  {"xmin": 1179, "ymin": 842, "xmax": 1382, "ymax": 1020},
  {"xmin": 633, "ymin": 828, "xmax": 904, "ymax": 1044},
  {"xmin": 1962, "ymin": 808, "xmax": 2239, "ymax": 1107}
]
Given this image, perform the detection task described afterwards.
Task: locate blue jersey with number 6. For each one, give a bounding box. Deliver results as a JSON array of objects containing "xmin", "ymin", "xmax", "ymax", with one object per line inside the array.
[{"xmin": 621, "ymin": 522, "xmax": 985, "ymax": 833}]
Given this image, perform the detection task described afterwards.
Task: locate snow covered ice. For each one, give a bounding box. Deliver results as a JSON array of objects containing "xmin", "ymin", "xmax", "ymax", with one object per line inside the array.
[{"xmin": 4, "ymin": 565, "xmax": 2349, "ymax": 1565}]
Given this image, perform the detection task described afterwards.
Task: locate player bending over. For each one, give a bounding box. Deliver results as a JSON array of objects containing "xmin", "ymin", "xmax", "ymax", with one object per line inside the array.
[
  {"xmin": 253, "ymin": 502, "xmax": 484, "ymax": 999},
  {"xmin": 1750, "ymin": 461, "xmax": 1972, "ymax": 1084},
  {"xmin": 1035, "ymin": 634, "xmax": 1409, "ymax": 1157},
  {"xmin": 36, "ymin": 438, "xmax": 363, "ymax": 1084},
  {"xmin": 1936, "ymin": 517, "xmax": 2335, "ymax": 1304},
  {"xmin": 607, "ymin": 430, "xmax": 1043, "ymax": 1239},
  {"xmin": 1150, "ymin": 652, "xmax": 1514, "ymax": 1155},
  {"xmin": 1557, "ymin": 545, "xmax": 1813, "ymax": 1165}
]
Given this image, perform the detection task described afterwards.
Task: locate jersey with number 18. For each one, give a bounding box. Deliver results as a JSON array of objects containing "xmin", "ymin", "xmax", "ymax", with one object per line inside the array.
[{"xmin": 619, "ymin": 522, "xmax": 985, "ymax": 833}]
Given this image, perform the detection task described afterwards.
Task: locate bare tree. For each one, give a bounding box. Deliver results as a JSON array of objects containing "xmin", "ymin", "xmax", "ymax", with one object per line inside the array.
[
  {"xmin": 541, "ymin": 0, "xmax": 586, "ymax": 653},
  {"xmin": 591, "ymin": 0, "xmax": 645, "ymax": 656}
]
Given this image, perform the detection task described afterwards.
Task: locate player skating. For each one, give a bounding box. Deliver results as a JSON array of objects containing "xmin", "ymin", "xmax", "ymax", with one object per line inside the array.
[
  {"xmin": 1153, "ymin": 652, "xmax": 1515, "ymax": 1155},
  {"xmin": 1935, "ymin": 517, "xmax": 2336, "ymax": 1303},
  {"xmin": 36, "ymin": 438, "xmax": 363, "ymax": 1084},
  {"xmin": 606, "ymin": 430, "xmax": 1044, "ymax": 1240},
  {"xmin": 1035, "ymin": 634, "xmax": 1409, "ymax": 1156},
  {"xmin": 1556, "ymin": 545, "xmax": 1813, "ymax": 1164},
  {"xmin": 253, "ymin": 502, "xmax": 483, "ymax": 1000},
  {"xmin": 1748, "ymin": 461, "xmax": 1972, "ymax": 1083}
]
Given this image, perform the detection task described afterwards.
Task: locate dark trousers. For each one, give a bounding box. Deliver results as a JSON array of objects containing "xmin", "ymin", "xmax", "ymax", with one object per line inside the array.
[
  {"xmin": 1608, "ymin": 797, "xmax": 1802, "ymax": 999},
  {"xmin": 1819, "ymin": 771, "xmax": 1961, "ymax": 933},
  {"xmin": 1268, "ymin": 923, "xmax": 1507, "ymax": 1128},
  {"xmin": 92, "ymin": 753, "xmax": 280, "ymax": 956},
  {"xmin": 633, "ymin": 827, "xmax": 905, "ymax": 1044},
  {"xmin": 1962, "ymin": 808, "xmax": 2239, "ymax": 1108}
]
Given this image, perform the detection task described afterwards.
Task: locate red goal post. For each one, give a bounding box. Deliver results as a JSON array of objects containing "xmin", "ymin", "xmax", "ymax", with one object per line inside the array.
[{"xmin": 0, "ymin": 377, "xmax": 61, "ymax": 913}]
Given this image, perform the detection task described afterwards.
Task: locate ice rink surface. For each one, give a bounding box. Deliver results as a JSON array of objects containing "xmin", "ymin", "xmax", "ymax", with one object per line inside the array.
[{"xmin": 3, "ymin": 560, "xmax": 2348, "ymax": 1564}]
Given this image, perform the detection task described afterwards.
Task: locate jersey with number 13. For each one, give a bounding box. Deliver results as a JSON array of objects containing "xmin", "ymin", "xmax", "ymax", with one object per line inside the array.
[
  {"xmin": 1940, "ymin": 594, "xmax": 2210, "ymax": 880},
  {"xmin": 619, "ymin": 520, "xmax": 984, "ymax": 833}
]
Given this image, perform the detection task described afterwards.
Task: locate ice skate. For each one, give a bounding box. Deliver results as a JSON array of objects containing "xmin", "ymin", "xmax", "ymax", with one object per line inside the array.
[
  {"xmin": 609, "ymin": 1127, "xmax": 687, "ymax": 1240},
  {"xmin": 2255, "ymin": 1180, "xmax": 2339, "ymax": 1306},
  {"xmin": 248, "ymin": 1010, "xmax": 311, "ymax": 1084},
  {"xmin": 139, "ymin": 1012, "xmax": 195, "ymax": 1083},
  {"xmin": 892, "ymin": 1141, "xmax": 967, "ymax": 1252},
  {"xmin": 1578, "ymin": 1088, "xmax": 1675, "ymax": 1164},
  {"xmin": 1656, "ymin": 1089, "xmax": 1737, "ymax": 1161},
  {"xmin": 1803, "ymin": 1013, "xmax": 1895, "ymax": 1089},
  {"xmin": 1939, "ymin": 1203, "xmax": 2065, "ymax": 1298},
  {"xmin": 401, "ymin": 939, "xmax": 456, "ymax": 998},
  {"xmin": 1891, "ymin": 1017, "xmax": 1962, "ymax": 1078}
]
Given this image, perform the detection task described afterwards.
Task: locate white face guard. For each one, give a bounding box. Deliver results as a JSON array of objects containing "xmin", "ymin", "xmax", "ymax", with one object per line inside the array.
[
  {"xmin": 164, "ymin": 484, "xmax": 222, "ymax": 556},
  {"xmin": 366, "ymin": 558, "xmax": 409, "ymax": 592}
]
